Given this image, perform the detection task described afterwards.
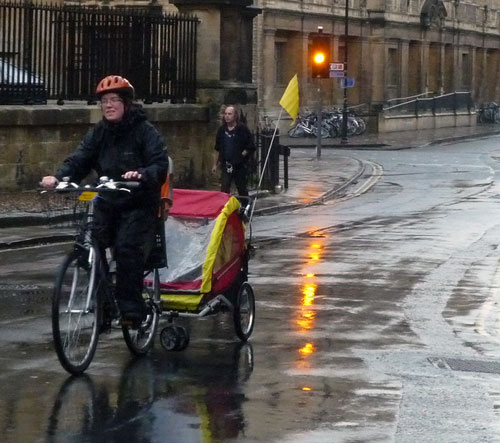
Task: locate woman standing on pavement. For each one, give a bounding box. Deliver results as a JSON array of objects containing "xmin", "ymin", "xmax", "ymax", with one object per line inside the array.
[
  {"xmin": 40, "ymin": 75, "xmax": 169, "ymax": 328},
  {"xmin": 211, "ymin": 105, "xmax": 255, "ymax": 197}
]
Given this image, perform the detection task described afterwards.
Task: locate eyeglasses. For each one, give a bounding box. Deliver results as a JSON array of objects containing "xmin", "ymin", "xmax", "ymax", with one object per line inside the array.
[{"xmin": 100, "ymin": 97, "xmax": 123, "ymax": 106}]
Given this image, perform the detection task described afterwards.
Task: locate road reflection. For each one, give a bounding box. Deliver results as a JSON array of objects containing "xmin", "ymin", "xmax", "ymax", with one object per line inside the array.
[
  {"xmin": 296, "ymin": 230, "xmax": 328, "ymax": 368},
  {"xmin": 45, "ymin": 342, "xmax": 254, "ymax": 442}
]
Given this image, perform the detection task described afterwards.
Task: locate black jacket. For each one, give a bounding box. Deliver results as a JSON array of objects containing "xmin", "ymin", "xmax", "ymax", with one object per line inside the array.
[
  {"xmin": 56, "ymin": 105, "xmax": 168, "ymax": 208},
  {"xmin": 214, "ymin": 122, "xmax": 255, "ymax": 166}
]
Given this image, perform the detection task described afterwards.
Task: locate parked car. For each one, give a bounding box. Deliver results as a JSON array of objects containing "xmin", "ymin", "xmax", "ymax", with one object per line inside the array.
[{"xmin": 0, "ymin": 58, "xmax": 47, "ymax": 104}]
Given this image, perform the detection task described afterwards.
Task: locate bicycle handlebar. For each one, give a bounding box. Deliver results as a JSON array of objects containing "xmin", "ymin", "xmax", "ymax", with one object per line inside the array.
[{"xmin": 41, "ymin": 176, "xmax": 140, "ymax": 193}]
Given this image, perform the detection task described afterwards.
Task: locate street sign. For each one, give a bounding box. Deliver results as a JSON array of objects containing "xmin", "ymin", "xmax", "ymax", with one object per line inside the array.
[
  {"xmin": 329, "ymin": 62, "xmax": 344, "ymax": 71},
  {"xmin": 330, "ymin": 70, "xmax": 345, "ymax": 78},
  {"xmin": 340, "ymin": 77, "xmax": 355, "ymax": 88}
]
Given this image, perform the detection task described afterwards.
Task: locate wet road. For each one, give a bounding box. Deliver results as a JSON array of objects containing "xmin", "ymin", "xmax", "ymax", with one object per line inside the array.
[{"xmin": 3, "ymin": 137, "xmax": 500, "ymax": 442}]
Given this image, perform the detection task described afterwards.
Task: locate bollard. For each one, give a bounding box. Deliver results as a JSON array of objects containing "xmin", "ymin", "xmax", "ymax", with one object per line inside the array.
[
  {"xmin": 259, "ymin": 128, "xmax": 280, "ymax": 192},
  {"xmin": 280, "ymin": 144, "xmax": 290, "ymax": 190}
]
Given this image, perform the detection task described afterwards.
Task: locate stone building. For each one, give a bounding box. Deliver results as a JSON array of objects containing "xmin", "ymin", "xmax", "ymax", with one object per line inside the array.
[
  {"xmin": 151, "ymin": 0, "xmax": 499, "ymax": 128},
  {"xmin": 252, "ymin": 0, "xmax": 500, "ymax": 122},
  {"xmin": 4, "ymin": 0, "xmax": 500, "ymax": 125}
]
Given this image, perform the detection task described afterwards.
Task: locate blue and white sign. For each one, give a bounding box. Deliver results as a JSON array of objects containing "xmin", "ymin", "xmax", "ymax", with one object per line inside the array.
[
  {"xmin": 330, "ymin": 70, "xmax": 345, "ymax": 78},
  {"xmin": 340, "ymin": 77, "xmax": 355, "ymax": 88}
]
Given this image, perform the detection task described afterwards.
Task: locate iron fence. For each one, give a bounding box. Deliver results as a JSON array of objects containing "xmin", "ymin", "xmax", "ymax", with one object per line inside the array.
[
  {"xmin": 252, "ymin": 128, "xmax": 289, "ymax": 193},
  {"xmin": 383, "ymin": 92, "xmax": 473, "ymax": 116},
  {"xmin": 0, "ymin": 1, "xmax": 198, "ymax": 105}
]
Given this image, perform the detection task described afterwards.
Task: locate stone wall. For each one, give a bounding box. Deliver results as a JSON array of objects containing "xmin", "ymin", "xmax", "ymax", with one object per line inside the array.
[
  {"xmin": 0, "ymin": 103, "xmax": 224, "ymax": 191},
  {"xmin": 378, "ymin": 112, "xmax": 477, "ymax": 133}
]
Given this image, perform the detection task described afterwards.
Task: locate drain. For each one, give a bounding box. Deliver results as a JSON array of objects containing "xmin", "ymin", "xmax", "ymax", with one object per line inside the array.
[{"xmin": 429, "ymin": 357, "xmax": 500, "ymax": 374}]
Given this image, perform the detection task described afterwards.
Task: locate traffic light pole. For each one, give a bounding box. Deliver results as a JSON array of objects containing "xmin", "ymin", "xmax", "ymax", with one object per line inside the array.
[
  {"xmin": 341, "ymin": 0, "xmax": 349, "ymax": 144},
  {"xmin": 316, "ymin": 81, "xmax": 322, "ymax": 159}
]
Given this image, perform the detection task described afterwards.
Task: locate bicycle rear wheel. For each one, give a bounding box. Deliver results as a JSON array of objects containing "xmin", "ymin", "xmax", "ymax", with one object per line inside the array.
[
  {"xmin": 52, "ymin": 244, "xmax": 101, "ymax": 375},
  {"xmin": 122, "ymin": 268, "xmax": 160, "ymax": 355}
]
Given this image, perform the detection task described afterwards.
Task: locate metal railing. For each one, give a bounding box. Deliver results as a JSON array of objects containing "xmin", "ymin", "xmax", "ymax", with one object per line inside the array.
[
  {"xmin": 383, "ymin": 92, "xmax": 473, "ymax": 116},
  {"xmin": 0, "ymin": 1, "xmax": 198, "ymax": 105},
  {"xmin": 384, "ymin": 92, "xmax": 435, "ymax": 108}
]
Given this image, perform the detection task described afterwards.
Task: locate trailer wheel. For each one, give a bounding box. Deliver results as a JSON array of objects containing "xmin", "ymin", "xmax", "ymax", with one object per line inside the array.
[
  {"xmin": 233, "ymin": 282, "xmax": 255, "ymax": 341},
  {"xmin": 173, "ymin": 326, "xmax": 190, "ymax": 351},
  {"xmin": 160, "ymin": 326, "xmax": 180, "ymax": 351},
  {"xmin": 160, "ymin": 325, "xmax": 190, "ymax": 351}
]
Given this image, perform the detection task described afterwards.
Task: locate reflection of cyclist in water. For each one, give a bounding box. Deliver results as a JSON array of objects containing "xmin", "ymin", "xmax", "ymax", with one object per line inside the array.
[
  {"xmin": 46, "ymin": 342, "xmax": 253, "ymax": 442},
  {"xmin": 47, "ymin": 359, "xmax": 156, "ymax": 442}
]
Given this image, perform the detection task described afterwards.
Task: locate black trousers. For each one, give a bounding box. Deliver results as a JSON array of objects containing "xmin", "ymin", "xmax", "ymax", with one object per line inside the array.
[
  {"xmin": 93, "ymin": 200, "xmax": 156, "ymax": 315},
  {"xmin": 221, "ymin": 163, "xmax": 249, "ymax": 197}
]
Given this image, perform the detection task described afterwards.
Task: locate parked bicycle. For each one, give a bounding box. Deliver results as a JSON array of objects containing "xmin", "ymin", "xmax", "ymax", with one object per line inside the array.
[
  {"xmin": 43, "ymin": 177, "xmax": 165, "ymax": 375},
  {"xmin": 323, "ymin": 107, "xmax": 366, "ymax": 137},
  {"xmin": 478, "ymin": 102, "xmax": 500, "ymax": 124},
  {"xmin": 288, "ymin": 111, "xmax": 329, "ymax": 138},
  {"xmin": 288, "ymin": 108, "xmax": 366, "ymax": 138}
]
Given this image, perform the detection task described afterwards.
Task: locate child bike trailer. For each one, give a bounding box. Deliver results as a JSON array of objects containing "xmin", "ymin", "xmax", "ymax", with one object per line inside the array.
[{"xmin": 153, "ymin": 189, "xmax": 255, "ymax": 351}]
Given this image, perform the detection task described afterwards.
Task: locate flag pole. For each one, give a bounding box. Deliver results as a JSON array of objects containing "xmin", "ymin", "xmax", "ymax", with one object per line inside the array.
[{"xmin": 248, "ymin": 108, "xmax": 283, "ymax": 225}]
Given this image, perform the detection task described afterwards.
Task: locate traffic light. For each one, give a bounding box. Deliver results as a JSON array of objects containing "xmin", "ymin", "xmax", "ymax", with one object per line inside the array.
[{"xmin": 311, "ymin": 35, "xmax": 330, "ymax": 79}]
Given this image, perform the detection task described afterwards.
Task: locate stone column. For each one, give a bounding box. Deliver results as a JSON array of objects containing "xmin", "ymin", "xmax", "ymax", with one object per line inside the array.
[
  {"xmin": 470, "ymin": 46, "xmax": 477, "ymax": 100},
  {"xmin": 176, "ymin": 5, "xmax": 220, "ymax": 83},
  {"xmin": 453, "ymin": 43, "xmax": 461, "ymax": 92},
  {"xmin": 366, "ymin": 2, "xmax": 386, "ymax": 110},
  {"xmin": 301, "ymin": 33, "xmax": 310, "ymax": 102},
  {"xmin": 420, "ymin": 42, "xmax": 430, "ymax": 93},
  {"xmin": 262, "ymin": 29, "xmax": 276, "ymax": 109},
  {"xmin": 400, "ymin": 40, "xmax": 409, "ymax": 97},
  {"xmin": 473, "ymin": 47, "xmax": 488, "ymax": 103},
  {"xmin": 369, "ymin": 36, "xmax": 385, "ymax": 106},
  {"xmin": 439, "ymin": 43, "xmax": 445, "ymax": 95},
  {"xmin": 171, "ymin": 0, "xmax": 261, "ymax": 108}
]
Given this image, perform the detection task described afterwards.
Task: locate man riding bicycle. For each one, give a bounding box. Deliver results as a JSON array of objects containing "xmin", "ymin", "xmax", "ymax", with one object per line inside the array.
[{"xmin": 41, "ymin": 75, "xmax": 169, "ymax": 329}]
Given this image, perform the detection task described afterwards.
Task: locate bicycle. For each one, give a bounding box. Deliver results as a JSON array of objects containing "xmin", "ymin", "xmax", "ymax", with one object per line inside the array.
[
  {"xmin": 44, "ymin": 177, "xmax": 165, "ymax": 375},
  {"xmin": 478, "ymin": 102, "xmax": 500, "ymax": 124},
  {"xmin": 288, "ymin": 112, "xmax": 329, "ymax": 138}
]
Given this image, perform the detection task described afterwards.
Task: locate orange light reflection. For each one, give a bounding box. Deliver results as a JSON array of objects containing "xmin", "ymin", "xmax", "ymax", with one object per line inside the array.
[
  {"xmin": 302, "ymin": 283, "xmax": 316, "ymax": 305},
  {"xmin": 299, "ymin": 343, "xmax": 315, "ymax": 355},
  {"xmin": 295, "ymin": 235, "xmax": 327, "ymax": 363},
  {"xmin": 308, "ymin": 252, "xmax": 320, "ymax": 263}
]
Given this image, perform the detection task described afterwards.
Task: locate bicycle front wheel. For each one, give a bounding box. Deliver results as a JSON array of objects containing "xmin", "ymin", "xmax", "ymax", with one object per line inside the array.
[
  {"xmin": 122, "ymin": 268, "xmax": 160, "ymax": 356},
  {"xmin": 288, "ymin": 124, "xmax": 306, "ymax": 138},
  {"xmin": 52, "ymin": 244, "xmax": 101, "ymax": 375}
]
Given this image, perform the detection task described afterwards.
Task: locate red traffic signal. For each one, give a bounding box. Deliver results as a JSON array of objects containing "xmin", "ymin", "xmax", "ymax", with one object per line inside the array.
[{"xmin": 311, "ymin": 36, "xmax": 330, "ymax": 79}]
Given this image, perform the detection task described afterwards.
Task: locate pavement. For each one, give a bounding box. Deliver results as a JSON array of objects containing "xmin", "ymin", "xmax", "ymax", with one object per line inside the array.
[{"xmin": 1, "ymin": 124, "xmax": 500, "ymax": 249}]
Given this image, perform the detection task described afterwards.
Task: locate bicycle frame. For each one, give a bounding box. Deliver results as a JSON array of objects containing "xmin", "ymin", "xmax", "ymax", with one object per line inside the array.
[{"xmin": 47, "ymin": 177, "xmax": 162, "ymax": 374}]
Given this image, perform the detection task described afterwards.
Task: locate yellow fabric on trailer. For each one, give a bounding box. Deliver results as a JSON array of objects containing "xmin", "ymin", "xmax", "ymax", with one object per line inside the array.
[
  {"xmin": 200, "ymin": 196, "xmax": 241, "ymax": 294},
  {"xmin": 160, "ymin": 293, "xmax": 204, "ymax": 311}
]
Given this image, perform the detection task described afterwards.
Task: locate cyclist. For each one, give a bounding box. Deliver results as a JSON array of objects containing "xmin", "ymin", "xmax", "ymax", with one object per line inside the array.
[{"xmin": 41, "ymin": 75, "xmax": 169, "ymax": 328}]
